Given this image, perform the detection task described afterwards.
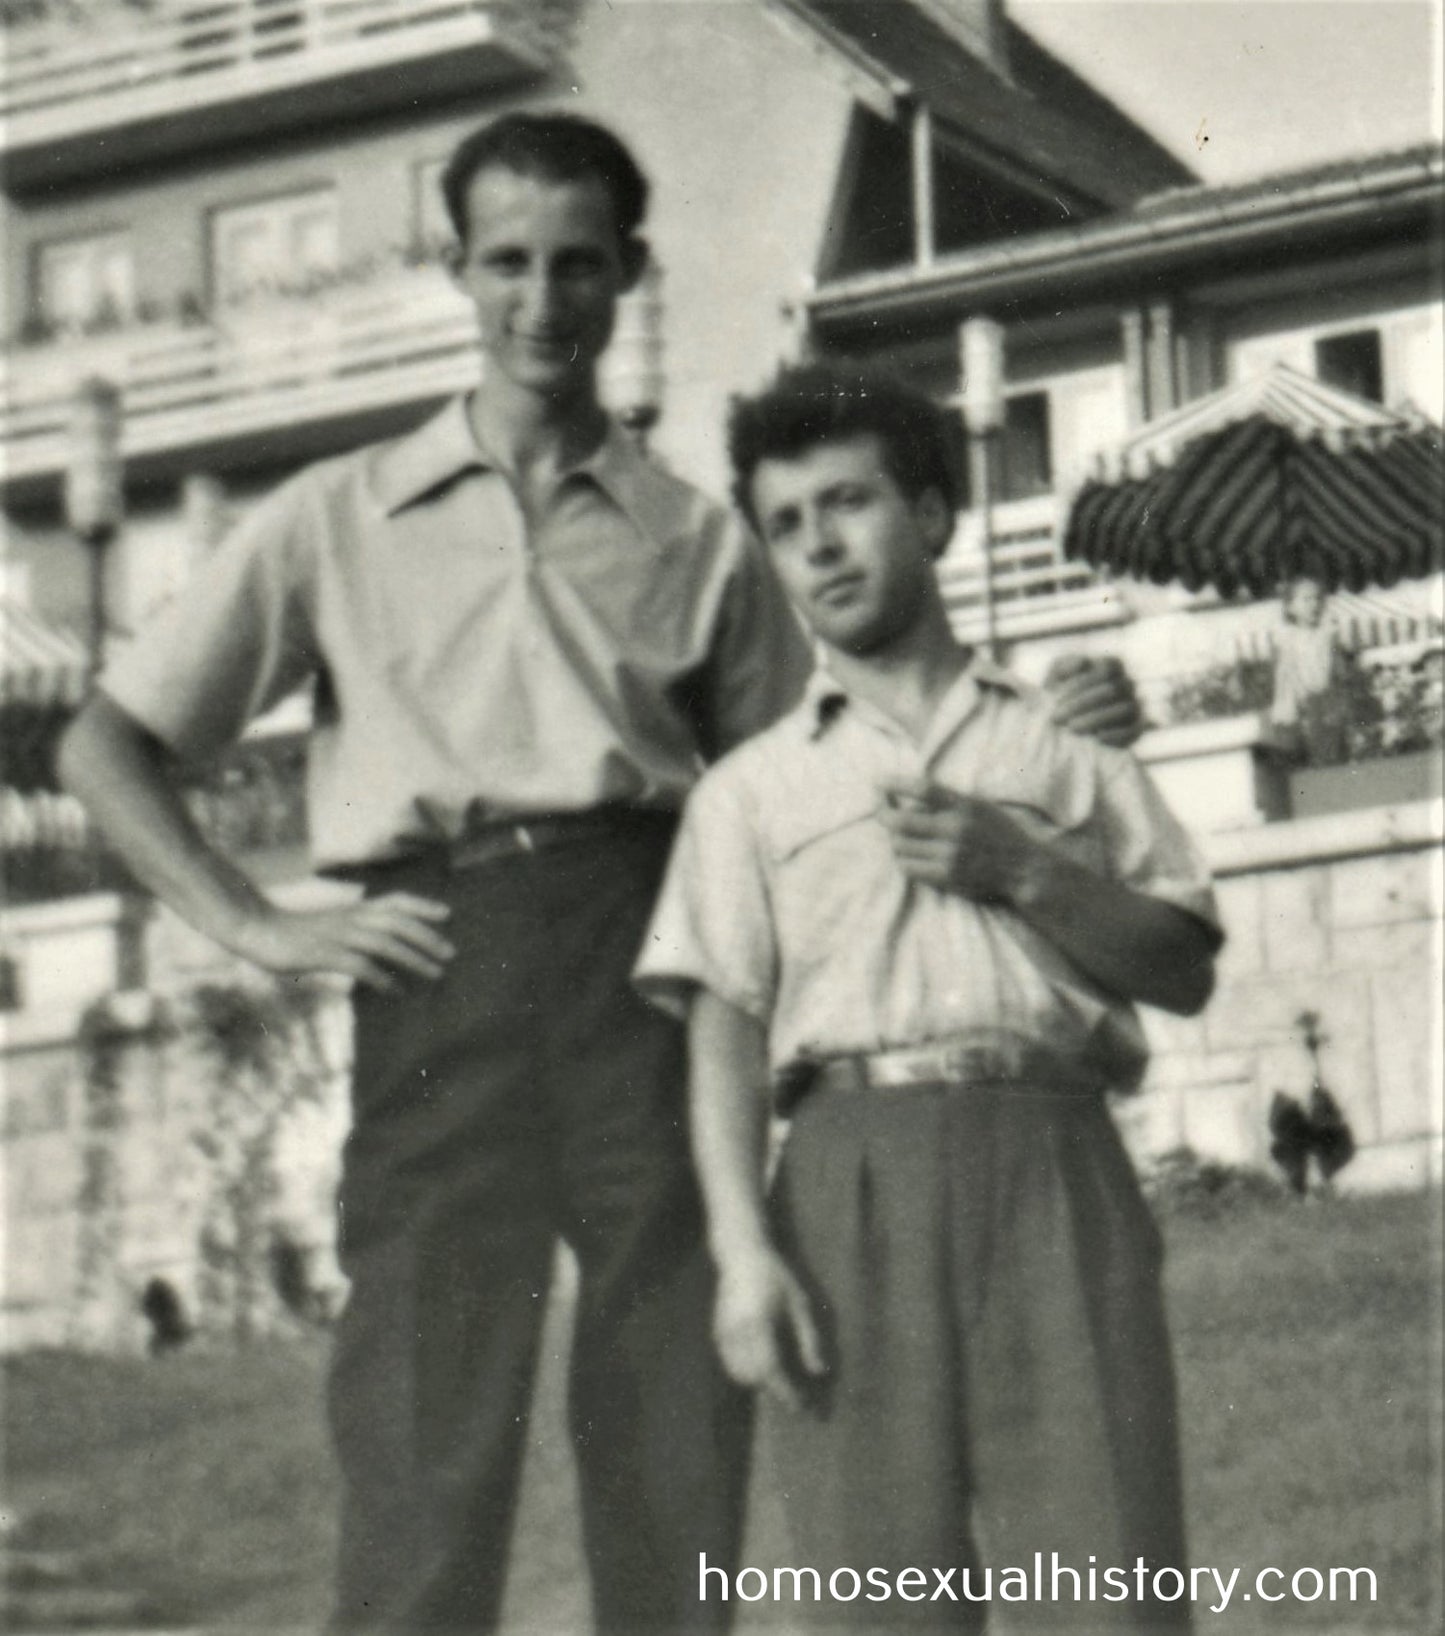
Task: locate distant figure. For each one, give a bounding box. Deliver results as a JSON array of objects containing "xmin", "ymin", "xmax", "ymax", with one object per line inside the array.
[
  {"xmin": 140, "ymin": 1278, "xmax": 192, "ymax": 1354},
  {"xmin": 1267, "ymin": 1086, "xmax": 1356, "ymax": 1195},
  {"xmin": 1270, "ymin": 573, "xmax": 1349, "ymax": 763}
]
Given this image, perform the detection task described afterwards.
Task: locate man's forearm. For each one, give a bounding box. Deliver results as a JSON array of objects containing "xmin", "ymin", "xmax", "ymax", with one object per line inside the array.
[
  {"xmin": 58, "ymin": 695, "xmax": 274, "ymax": 957},
  {"xmin": 61, "ymin": 695, "xmax": 456, "ymax": 989},
  {"xmin": 687, "ymin": 990, "xmax": 775, "ymax": 1268},
  {"xmin": 1010, "ymin": 848, "xmax": 1216, "ymax": 1015}
]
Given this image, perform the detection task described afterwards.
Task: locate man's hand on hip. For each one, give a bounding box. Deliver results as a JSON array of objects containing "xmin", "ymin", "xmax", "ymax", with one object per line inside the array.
[{"xmin": 236, "ymin": 894, "xmax": 454, "ymax": 991}]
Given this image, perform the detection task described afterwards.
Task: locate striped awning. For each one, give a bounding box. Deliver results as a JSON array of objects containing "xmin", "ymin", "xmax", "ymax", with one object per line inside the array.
[{"xmin": 1063, "ymin": 364, "xmax": 1445, "ymax": 597}]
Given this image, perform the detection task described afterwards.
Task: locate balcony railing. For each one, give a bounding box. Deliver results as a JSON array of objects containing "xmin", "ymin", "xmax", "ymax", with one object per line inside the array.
[
  {"xmin": 938, "ymin": 494, "xmax": 1130, "ymax": 644},
  {"xmin": 1, "ymin": 0, "xmax": 568, "ymax": 187},
  {"xmin": 0, "ymin": 270, "xmax": 482, "ymax": 487}
]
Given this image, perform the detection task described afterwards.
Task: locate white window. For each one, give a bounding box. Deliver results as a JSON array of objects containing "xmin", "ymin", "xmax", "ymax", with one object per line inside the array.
[
  {"xmin": 210, "ymin": 190, "xmax": 339, "ymax": 307},
  {"xmin": 35, "ymin": 233, "xmax": 134, "ymax": 333}
]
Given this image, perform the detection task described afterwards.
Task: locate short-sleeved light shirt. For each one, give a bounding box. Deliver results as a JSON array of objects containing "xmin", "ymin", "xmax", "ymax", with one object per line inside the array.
[
  {"xmin": 101, "ymin": 397, "xmax": 808, "ymax": 870},
  {"xmin": 636, "ymin": 660, "xmax": 1220, "ymax": 1093}
]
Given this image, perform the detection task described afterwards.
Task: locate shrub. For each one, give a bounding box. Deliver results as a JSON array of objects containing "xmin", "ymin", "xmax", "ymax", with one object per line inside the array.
[
  {"xmin": 1140, "ymin": 1145, "xmax": 1290, "ymax": 1220},
  {"xmin": 1165, "ymin": 656, "xmax": 1276, "ymax": 724}
]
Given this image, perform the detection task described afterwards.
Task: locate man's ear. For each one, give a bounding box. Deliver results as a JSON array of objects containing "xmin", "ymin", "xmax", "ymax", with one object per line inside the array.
[
  {"xmin": 916, "ymin": 488, "xmax": 954, "ymax": 561},
  {"xmin": 619, "ymin": 236, "xmax": 650, "ymax": 292},
  {"xmin": 444, "ymin": 238, "xmax": 467, "ymax": 285}
]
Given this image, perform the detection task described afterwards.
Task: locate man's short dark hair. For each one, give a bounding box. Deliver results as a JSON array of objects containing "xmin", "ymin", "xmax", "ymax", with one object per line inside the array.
[
  {"xmin": 442, "ymin": 113, "xmax": 650, "ymax": 245},
  {"xmin": 728, "ymin": 361, "xmax": 959, "ymax": 530}
]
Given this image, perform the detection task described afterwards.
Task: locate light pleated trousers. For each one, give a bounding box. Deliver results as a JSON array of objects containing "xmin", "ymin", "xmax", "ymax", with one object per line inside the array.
[{"xmin": 754, "ymin": 1077, "xmax": 1190, "ymax": 1636}]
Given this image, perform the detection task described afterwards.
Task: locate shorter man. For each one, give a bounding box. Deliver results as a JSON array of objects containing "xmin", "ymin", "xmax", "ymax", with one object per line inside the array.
[{"xmin": 636, "ymin": 365, "xmax": 1222, "ymax": 1631}]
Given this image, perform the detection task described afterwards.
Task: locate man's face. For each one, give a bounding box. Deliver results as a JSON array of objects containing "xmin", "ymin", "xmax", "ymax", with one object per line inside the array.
[
  {"xmin": 749, "ymin": 434, "xmax": 952, "ymax": 655},
  {"xmin": 453, "ymin": 166, "xmax": 642, "ymax": 398}
]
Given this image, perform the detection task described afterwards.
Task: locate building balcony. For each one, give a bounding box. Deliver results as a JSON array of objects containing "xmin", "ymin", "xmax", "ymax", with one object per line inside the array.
[
  {"xmin": 938, "ymin": 493, "xmax": 1130, "ymax": 644},
  {"xmin": 0, "ymin": 0, "xmax": 569, "ymax": 193},
  {"xmin": 0, "ymin": 269, "xmax": 482, "ymax": 498}
]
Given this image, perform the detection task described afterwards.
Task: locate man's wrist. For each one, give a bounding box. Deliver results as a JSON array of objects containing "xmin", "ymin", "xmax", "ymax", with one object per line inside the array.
[
  {"xmin": 709, "ymin": 1220, "xmax": 777, "ymax": 1277},
  {"xmin": 219, "ymin": 893, "xmax": 283, "ymax": 963}
]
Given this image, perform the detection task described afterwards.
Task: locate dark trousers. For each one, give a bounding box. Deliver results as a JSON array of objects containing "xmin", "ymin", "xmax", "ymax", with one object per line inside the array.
[
  {"xmin": 760, "ymin": 1080, "xmax": 1189, "ymax": 1635},
  {"xmin": 328, "ymin": 823, "xmax": 750, "ymax": 1633}
]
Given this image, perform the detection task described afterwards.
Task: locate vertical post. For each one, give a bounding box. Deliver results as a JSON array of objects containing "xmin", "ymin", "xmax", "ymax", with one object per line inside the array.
[
  {"xmin": 960, "ymin": 316, "xmax": 1005, "ymax": 660},
  {"xmin": 1121, "ymin": 307, "xmax": 1148, "ymax": 427},
  {"xmin": 910, "ymin": 101, "xmax": 936, "ymax": 268},
  {"xmin": 1147, "ymin": 299, "xmax": 1178, "ymax": 419},
  {"xmin": 779, "ymin": 283, "xmax": 816, "ymax": 368},
  {"xmin": 967, "ymin": 429, "xmax": 999, "ymax": 660},
  {"xmin": 182, "ymin": 473, "xmax": 230, "ymax": 569},
  {"xmin": 605, "ymin": 258, "xmax": 665, "ymax": 453},
  {"xmin": 88, "ymin": 539, "xmax": 106, "ymax": 685},
  {"xmin": 64, "ymin": 377, "xmax": 124, "ymax": 684}
]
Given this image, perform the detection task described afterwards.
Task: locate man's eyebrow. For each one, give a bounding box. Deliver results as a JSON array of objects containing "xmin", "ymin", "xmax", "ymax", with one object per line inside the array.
[{"xmin": 817, "ymin": 477, "xmax": 870, "ymax": 503}]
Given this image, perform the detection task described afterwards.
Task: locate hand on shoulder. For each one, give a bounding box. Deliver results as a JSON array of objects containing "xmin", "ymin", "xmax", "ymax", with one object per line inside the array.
[{"xmin": 1042, "ymin": 653, "xmax": 1143, "ymax": 748}]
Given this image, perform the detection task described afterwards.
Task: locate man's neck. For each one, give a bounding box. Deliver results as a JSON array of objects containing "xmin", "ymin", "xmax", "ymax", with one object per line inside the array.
[
  {"xmin": 825, "ymin": 613, "xmax": 974, "ymax": 743},
  {"xmin": 467, "ymin": 374, "xmax": 610, "ymax": 481}
]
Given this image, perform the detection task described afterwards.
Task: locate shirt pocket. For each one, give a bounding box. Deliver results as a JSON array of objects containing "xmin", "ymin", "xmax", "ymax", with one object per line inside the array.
[{"xmin": 766, "ymin": 782, "xmax": 882, "ymax": 864}]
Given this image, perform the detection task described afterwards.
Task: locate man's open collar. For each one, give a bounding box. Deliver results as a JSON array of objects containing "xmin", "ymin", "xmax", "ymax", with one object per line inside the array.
[
  {"xmin": 805, "ymin": 653, "xmax": 1024, "ymax": 740},
  {"xmin": 373, "ymin": 398, "xmax": 680, "ymax": 545},
  {"xmin": 373, "ymin": 398, "xmax": 491, "ymax": 514},
  {"xmin": 566, "ymin": 420, "xmax": 683, "ymax": 547}
]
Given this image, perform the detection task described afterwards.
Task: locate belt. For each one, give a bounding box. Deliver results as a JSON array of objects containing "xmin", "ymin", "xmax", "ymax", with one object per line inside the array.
[
  {"xmin": 334, "ymin": 806, "xmax": 678, "ymax": 883},
  {"xmin": 449, "ymin": 806, "xmax": 676, "ymax": 870},
  {"xmin": 793, "ymin": 1033, "xmax": 1103, "ymax": 1106}
]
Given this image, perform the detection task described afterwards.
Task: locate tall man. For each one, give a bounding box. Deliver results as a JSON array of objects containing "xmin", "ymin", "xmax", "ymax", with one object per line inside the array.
[{"xmin": 60, "ymin": 114, "xmax": 1142, "ymax": 1633}]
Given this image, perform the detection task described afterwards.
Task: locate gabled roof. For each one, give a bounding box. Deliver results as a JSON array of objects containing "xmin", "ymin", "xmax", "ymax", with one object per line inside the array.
[{"xmin": 788, "ymin": 0, "xmax": 1195, "ymax": 209}]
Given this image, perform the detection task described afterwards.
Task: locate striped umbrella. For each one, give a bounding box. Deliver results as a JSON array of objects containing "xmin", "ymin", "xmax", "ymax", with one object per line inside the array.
[{"xmin": 1063, "ymin": 364, "xmax": 1445, "ymax": 597}]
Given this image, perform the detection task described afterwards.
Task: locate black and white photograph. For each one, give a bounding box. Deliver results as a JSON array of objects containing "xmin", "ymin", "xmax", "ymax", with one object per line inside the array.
[{"xmin": 1, "ymin": 1, "xmax": 1441, "ymax": 1633}]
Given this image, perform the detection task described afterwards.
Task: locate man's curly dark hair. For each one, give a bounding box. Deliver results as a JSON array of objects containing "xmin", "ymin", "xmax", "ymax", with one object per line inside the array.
[{"xmin": 727, "ymin": 361, "xmax": 959, "ymax": 532}]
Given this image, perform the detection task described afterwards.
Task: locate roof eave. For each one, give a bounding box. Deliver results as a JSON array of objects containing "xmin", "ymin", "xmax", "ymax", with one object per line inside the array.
[{"xmin": 805, "ymin": 152, "xmax": 1445, "ymax": 327}]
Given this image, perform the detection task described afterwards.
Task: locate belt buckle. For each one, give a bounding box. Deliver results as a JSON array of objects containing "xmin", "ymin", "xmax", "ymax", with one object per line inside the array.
[
  {"xmin": 942, "ymin": 1043, "xmax": 1004, "ymax": 1082},
  {"xmin": 513, "ymin": 823, "xmax": 536, "ymax": 854}
]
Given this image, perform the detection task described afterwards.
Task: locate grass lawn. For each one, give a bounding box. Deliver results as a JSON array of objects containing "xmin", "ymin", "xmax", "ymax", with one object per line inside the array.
[{"xmin": 3, "ymin": 1189, "xmax": 1440, "ymax": 1633}]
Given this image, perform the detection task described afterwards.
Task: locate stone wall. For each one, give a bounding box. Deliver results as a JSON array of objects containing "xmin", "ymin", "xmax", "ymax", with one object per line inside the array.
[
  {"xmin": 3, "ymin": 803, "xmax": 1441, "ymax": 1351},
  {"xmin": 1, "ymin": 884, "xmax": 352, "ymax": 1352},
  {"xmin": 1121, "ymin": 800, "xmax": 1443, "ymax": 1191},
  {"xmin": 2, "ymin": 984, "xmax": 351, "ymax": 1352}
]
